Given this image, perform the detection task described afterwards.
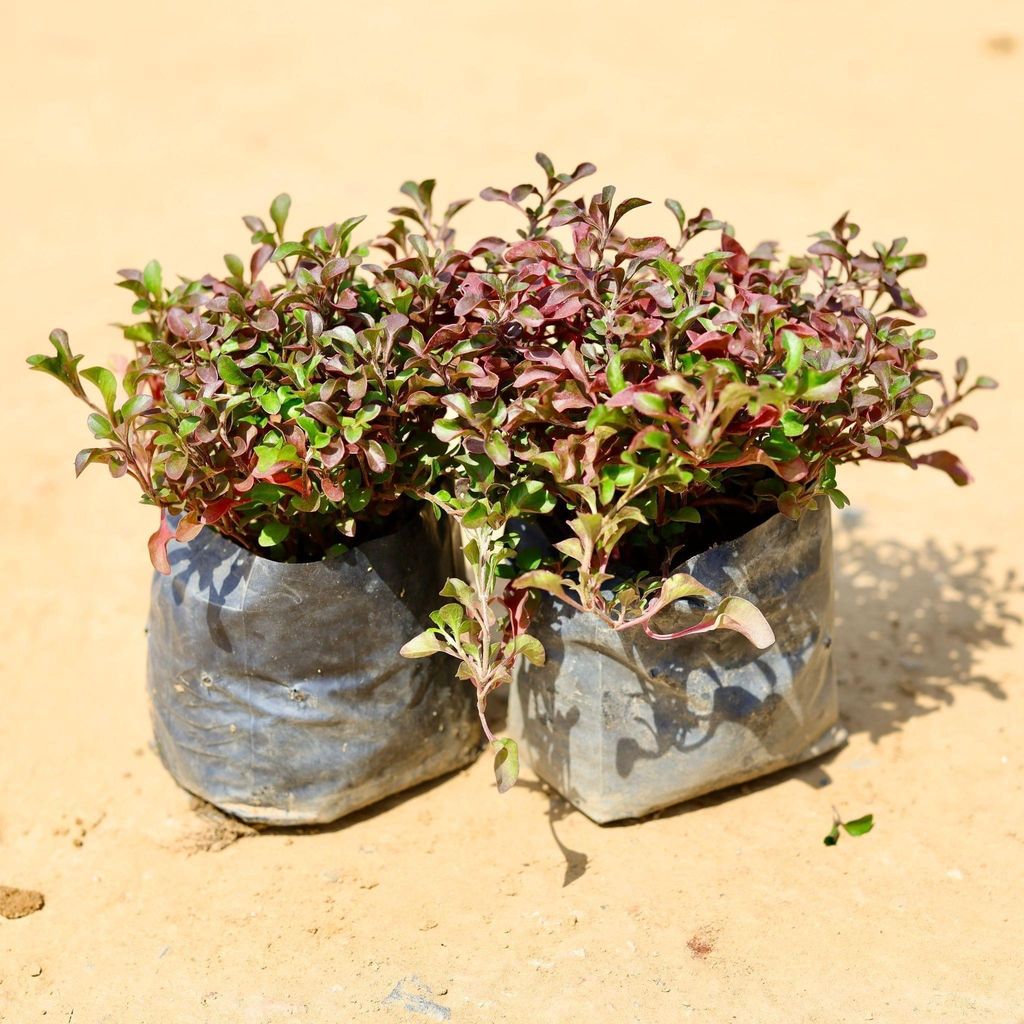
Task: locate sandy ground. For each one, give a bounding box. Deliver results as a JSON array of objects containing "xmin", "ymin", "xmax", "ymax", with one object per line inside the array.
[{"xmin": 2, "ymin": 2, "xmax": 1023, "ymax": 1021}]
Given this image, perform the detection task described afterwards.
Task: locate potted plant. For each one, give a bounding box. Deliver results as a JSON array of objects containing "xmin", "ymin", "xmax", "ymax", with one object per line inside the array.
[
  {"xmin": 29, "ymin": 194, "xmax": 483, "ymax": 825},
  {"xmin": 400, "ymin": 155, "xmax": 993, "ymax": 821}
]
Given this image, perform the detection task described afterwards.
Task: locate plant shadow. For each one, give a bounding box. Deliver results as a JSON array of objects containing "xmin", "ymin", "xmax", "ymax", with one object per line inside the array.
[
  {"xmin": 515, "ymin": 778, "xmax": 590, "ymax": 887},
  {"xmin": 831, "ymin": 509, "xmax": 1020, "ymax": 743},
  {"xmin": 488, "ymin": 691, "xmax": 589, "ymax": 886}
]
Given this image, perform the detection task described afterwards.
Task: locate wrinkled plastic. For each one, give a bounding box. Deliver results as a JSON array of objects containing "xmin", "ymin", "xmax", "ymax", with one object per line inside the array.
[
  {"xmin": 147, "ymin": 513, "xmax": 481, "ymax": 825},
  {"xmin": 508, "ymin": 506, "xmax": 846, "ymax": 823}
]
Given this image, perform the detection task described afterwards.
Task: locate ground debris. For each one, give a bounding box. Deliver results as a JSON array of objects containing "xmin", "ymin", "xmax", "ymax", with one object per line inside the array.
[
  {"xmin": 383, "ymin": 975, "xmax": 451, "ymax": 1021},
  {"xmin": 686, "ymin": 929, "xmax": 717, "ymax": 960},
  {"xmin": 0, "ymin": 886, "xmax": 45, "ymax": 919},
  {"xmin": 178, "ymin": 798, "xmax": 258, "ymax": 853}
]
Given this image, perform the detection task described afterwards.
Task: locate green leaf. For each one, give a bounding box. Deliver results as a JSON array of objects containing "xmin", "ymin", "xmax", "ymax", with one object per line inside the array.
[
  {"xmin": 346, "ymin": 484, "xmax": 372, "ymax": 514},
  {"xmin": 634, "ymin": 427, "xmax": 671, "ymax": 452},
  {"xmin": 508, "ymin": 634, "xmax": 546, "ymax": 666},
  {"xmin": 515, "ymin": 547, "xmax": 545, "ymax": 571},
  {"xmin": 86, "ymin": 413, "xmax": 114, "ymax": 439},
  {"xmin": 259, "ymin": 390, "xmax": 282, "ymax": 414},
  {"xmin": 492, "ymin": 738, "xmax": 520, "ymax": 794},
  {"xmin": 659, "ymin": 573, "xmax": 716, "ymax": 605},
  {"xmin": 430, "ymin": 603, "xmax": 466, "ymax": 633},
  {"xmin": 762, "ymin": 431, "xmax": 800, "ymax": 462},
  {"xmin": 81, "ymin": 366, "xmax": 117, "ymax": 413},
  {"xmin": 123, "ymin": 323, "xmax": 156, "ymax": 343},
  {"xmin": 484, "ymin": 434, "xmax": 511, "ymax": 467},
  {"xmin": 270, "ymin": 193, "xmax": 292, "ymax": 236},
  {"xmin": 514, "ymin": 570, "xmax": 570, "ymax": 602},
  {"xmin": 714, "ymin": 596, "xmax": 775, "ymax": 649},
  {"xmin": 824, "ymin": 812, "xmax": 875, "ymax": 845},
  {"xmin": 842, "ymin": 813, "xmax": 875, "ymax": 838},
  {"xmin": 217, "ymin": 355, "xmax": 249, "ymax": 386},
  {"xmin": 664, "ymin": 198, "xmax": 686, "ymax": 234},
  {"xmin": 74, "ymin": 448, "xmax": 108, "ymax": 477},
  {"xmin": 669, "ymin": 507, "xmax": 701, "ymax": 524},
  {"xmin": 803, "ymin": 369, "xmax": 842, "ymax": 402},
  {"xmin": 142, "ymin": 259, "xmax": 162, "ymax": 298},
  {"xmin": 255, "ymin": 441, "xmax": 300, "ymax": 474},
  {"xmin": 535, "ymin": 152, "xmax": 555, "ymax": 179},
  {"xmin": 780, "ymin": 329, "xmax": 804, "ymax": 377},
  {"xmin": 271, "ymin": 241, "xmax": 304, "ymax": 262},
  {"xmin": 634, "ymin": 392, "xmax": 667, "ymax": 416},
  {"xmin": 461, "ymin": 501, "xmax": 489, "ymax": 529},
  {"xmin": 120, "ymin": 394, "xmax": 153, "ymax": 421},
  {"xmin": 514, "ymin": 304, "xmax": 545, "ymax": 328},
  {"xmin": 780, "ymin": 410, "xmax": 807, "ymax": 437},
  {"xmin": 440, "ymin": 577, "xmax": 475, "ymax": 605},
  {"xmin": 606, "ymin": 353, "xmax": 626, "ymax": 394},
  {"xmin": 400, "ymin": 629, "xmax": 447, "ymax": 659},
  {"xmin": 908, "ymin": 393, "xmax": 933, "ymax": 416},
  {"xmin": 974, "ymin": 375, "xmax": 998, "ymax": 390},
  {"xmin": 508, "ymin": 480, "xmax": 556, "ymax": 515},
  {"xmin": 258, "ymin": 522, "xmax": 289, "ymax": 547},
  {"xmin": 886, "ymin": 373, "xmax": 911, "ymax": 399}
]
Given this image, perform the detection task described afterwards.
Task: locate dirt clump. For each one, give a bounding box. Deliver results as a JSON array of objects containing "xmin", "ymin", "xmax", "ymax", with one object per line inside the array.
[
  {"xmin": 687, "ymin": 930, "xmax": 716, "ymax": 960},
  {"xmin": 0, "ymin": 886, "xmax": 45, "ymax": 919}
]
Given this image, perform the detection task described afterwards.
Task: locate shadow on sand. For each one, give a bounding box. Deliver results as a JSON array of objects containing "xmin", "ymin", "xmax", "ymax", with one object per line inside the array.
[{"xmin": 832, "ymin": 511, "xmax": 1019, "ymax": 743}]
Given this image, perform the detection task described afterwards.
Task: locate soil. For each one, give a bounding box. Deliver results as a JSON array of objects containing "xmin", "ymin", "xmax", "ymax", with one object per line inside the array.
[
  {"xmin": 0, "ymin": 890, "xmax": 45, "ymax": 922},
  {"xmin": 2, "ymin": 2, "xmax": 1022, "ymax": 1022}
]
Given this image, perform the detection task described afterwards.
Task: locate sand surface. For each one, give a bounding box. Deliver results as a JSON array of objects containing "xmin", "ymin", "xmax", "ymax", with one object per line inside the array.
[{"xmin": 2, "ymin": 2, "xmax": 1023, "ymax": 1021}]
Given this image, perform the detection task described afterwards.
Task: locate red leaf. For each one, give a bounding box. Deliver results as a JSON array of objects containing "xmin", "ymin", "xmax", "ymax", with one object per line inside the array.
[
  {"xmin": 202, "ymin": 497, "xmax": 239, "ymax": 524},
  {"xmin": 250, "ymin": 243, "xmax": 274, "ymax": 279},
  {"xmin": 513, "ymin": 368, "xmax": 558, "ymax": 388},
  {"xmin": 685, "ymin": 329, "xmax": 732, "ymax": 357},
  {"xmin": 261, "ymin": 470, "xmax": 310, "ymax": 496},
  {"xmin": 607, "ymin": 384, "xmax": 661, "ymax": 410},
  {"xmin": 545, "ymin": 296, "xmax": 583, "ymax": 321},
  {"xmin": 915, "ymin": 450, "xmax": 973, "ymax": 486},
  {"xmin": 560, "ymin": 344, "xmax": 588, "ymax": 383},
  {"xmin": 322, "ymin": 476, "xmax": 345, "ymax": 502},
  {"xmin": 252, "ymin": 308, "xmax": 280, "ymax": 332},
  {"xmin": 505, "ymin": 239, "xmax": 559, "ymax": 263},
  {"xmin": 166, "ymin": 308, "xmax": 193, "ymax": 339},
  {"xmin": 502, "ymin": 586, "xmax": 534, "ymax": 638},
  {"xmin": 721, "ymin": 233, "xmax": 749, "ymax": 277},
  {"xmin": 174, "ymin": 513, "xmax": 204, "ymax": 543},
  {"xmin": 731, "ymin": 407, "xmax": 781, "ymax": 433},
  {"xmin": 777, "ymin": 457, "xmax": 809, "ymax": 482},
  {"xmin": 619, "ymin": 236, "xmax": 669, "ymax": 260},
  {"xmin": 147, "ymin": 511, "xmax": 174, "ymax": 575}
]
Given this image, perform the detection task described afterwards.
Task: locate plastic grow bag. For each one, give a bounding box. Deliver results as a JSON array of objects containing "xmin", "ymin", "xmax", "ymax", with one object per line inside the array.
[
  {"xmin": 147, "ymin": 513, "xmax": 481, "ymax": 825},
  {"xmin": 508, "ymin": 505, "xmax": 846, "ymax": 823}
]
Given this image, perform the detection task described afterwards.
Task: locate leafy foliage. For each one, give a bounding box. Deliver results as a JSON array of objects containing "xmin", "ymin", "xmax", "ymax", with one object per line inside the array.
[
  {"xmin": 29, "ymin": 196, "xmax": 452, "ymax": 569},
  {"xmin": 392, "ymin": 154, "xmax": 992, "ymax": 787},
  {"xmin": 31, "ymin": 159, "xmax": 992, "ymax": 791}
]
